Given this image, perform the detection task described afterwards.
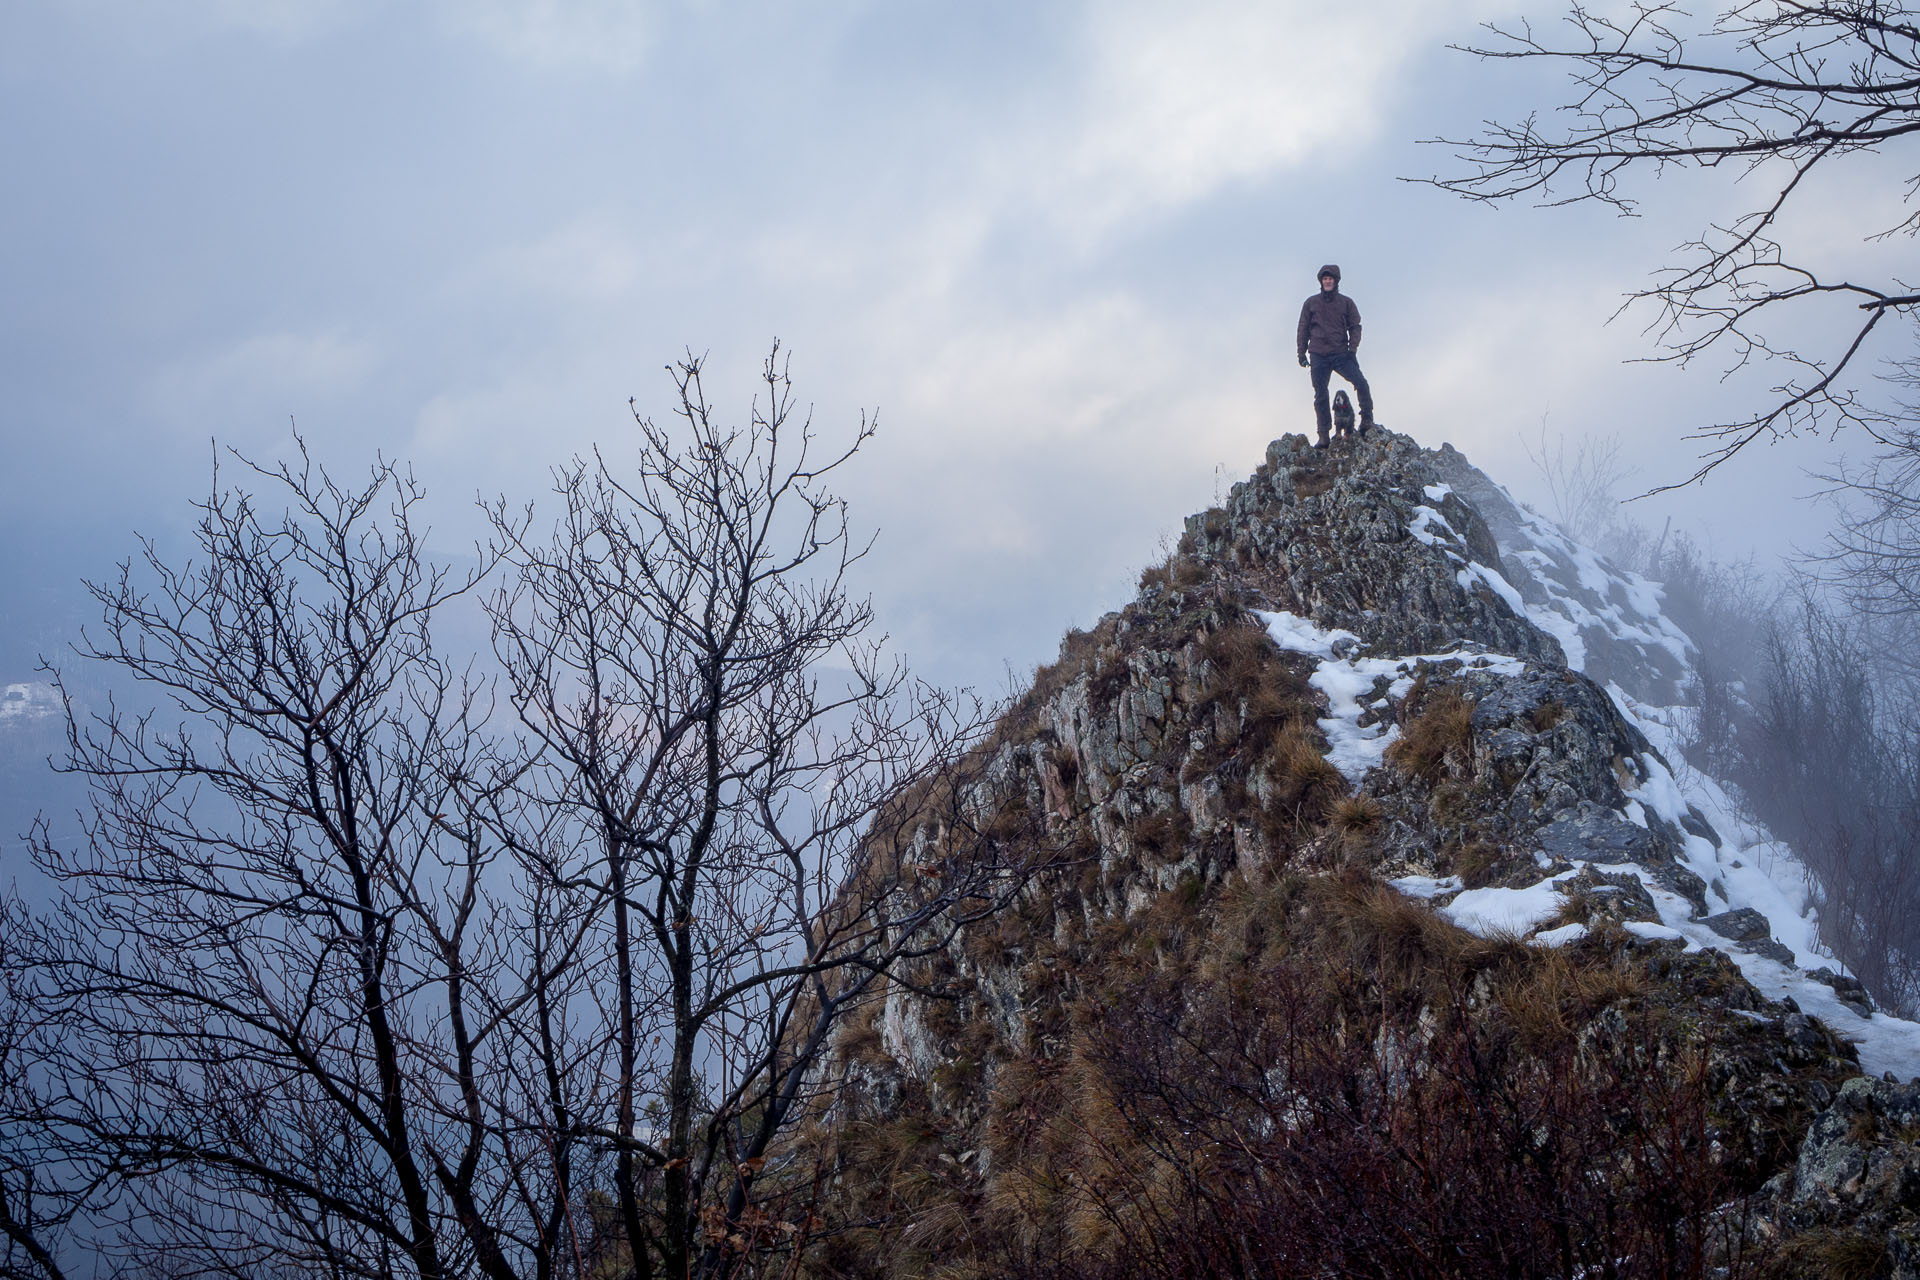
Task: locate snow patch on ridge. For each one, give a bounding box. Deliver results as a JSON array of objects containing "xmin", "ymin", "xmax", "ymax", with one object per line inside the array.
[
  {"xmin": 1441, "ymin": 872, "xmax": 1577, "ymax": 937},
  {"xmin": 1457, "ymin": 562, "xmax": 1527, "ymax": 614},
  {"xmin": 1255, "ymin": 610, "xmax": 1524, "ymax": 786},
  {"xmin": 1389, "ymin": 874, "xmax": 1463, "ymax": 900},
  {"xmin": 1407, "ymin": 505, "xmax": 1457, "ymax": 550},
  {"xmin": 1602, "ymin": 685, "xmax": 1920, "ymax": 1079},
  {"xmin": 1259, "ymin": 455, "xmax": 1920, "ymax": 1078},
  {"xmin": 1499, "ymin": 503, "xmax": 1695, "ymax": 677},
  {"xmin": 1405, "ymin": 484, "xmax": 1535, "ymax": 624}
]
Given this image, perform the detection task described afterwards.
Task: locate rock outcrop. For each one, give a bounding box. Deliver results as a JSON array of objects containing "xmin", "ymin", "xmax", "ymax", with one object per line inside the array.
[
  {"xmin": 799, "ymin": 428, "xmax": 1904, "ymax": 1278},
  {"xmin": 1186, "ymin": 432, "xmax": 1559, "ymax": 663},
  {"xmin": 1754, "ymin": 1076, "xmax": 1920, "ymax": 1277}
]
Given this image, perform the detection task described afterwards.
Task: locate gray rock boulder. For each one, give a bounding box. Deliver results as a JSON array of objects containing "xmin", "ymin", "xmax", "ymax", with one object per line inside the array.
[
  {"xmin": 1703, "ymin": 907, "xmax": 1797, "ymax": 966},
  {"xmin": 1775, "ymin": 1077, "xmax": 1920, "ymax": 1276}
]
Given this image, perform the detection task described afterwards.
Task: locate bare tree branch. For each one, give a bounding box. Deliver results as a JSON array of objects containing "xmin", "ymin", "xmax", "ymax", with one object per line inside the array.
[{"xmin": 1422, "ymin": 1, "xmax": 1920, "ymax": 481}]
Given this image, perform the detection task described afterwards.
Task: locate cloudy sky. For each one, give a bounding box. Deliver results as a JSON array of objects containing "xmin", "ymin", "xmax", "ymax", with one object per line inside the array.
[{"xmin": 1, "ymin": 0, "xmax": 1907, "ymax": 695}]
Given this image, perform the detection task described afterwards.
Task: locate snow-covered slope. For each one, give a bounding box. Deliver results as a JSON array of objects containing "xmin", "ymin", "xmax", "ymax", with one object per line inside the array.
[
  {"xmin": 1231, "ymin": 433, "xmax": 1914, "ymax": 1077},
  {"xmin": 1422, "ymin": 448, "xmax": 1920, "ymax": 1080}
]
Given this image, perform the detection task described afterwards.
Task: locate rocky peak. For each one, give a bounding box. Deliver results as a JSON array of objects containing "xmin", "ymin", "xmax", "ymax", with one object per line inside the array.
[
  {"xmin": 802, "ymin": 427, "xmax": 1918, "ymax": 1277},
  {"xmin": 1183, "ymin": 430, "xmax": 1559, "ymax": 664}
]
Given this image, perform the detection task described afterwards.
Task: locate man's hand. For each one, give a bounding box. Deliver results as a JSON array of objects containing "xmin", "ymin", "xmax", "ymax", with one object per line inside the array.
[{"xmin": 1298, "ymin": 354, "xmax": 1309, "ymax": 368}]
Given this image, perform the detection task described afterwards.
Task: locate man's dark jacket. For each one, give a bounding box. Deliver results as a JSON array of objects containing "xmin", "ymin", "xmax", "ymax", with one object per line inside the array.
[{"xmin": 1296, "ymin": 263, "xmax": 1362, "ymax": 358}]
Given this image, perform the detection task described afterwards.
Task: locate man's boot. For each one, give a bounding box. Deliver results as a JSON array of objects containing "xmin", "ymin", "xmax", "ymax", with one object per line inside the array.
[
  {"xmin": 1359, "ymin": 413, "xmax": 1376, "ymax": 437},
  {"xmin": 1314, "ymin": 427, "xmax": 1329, "ymax": 449}
]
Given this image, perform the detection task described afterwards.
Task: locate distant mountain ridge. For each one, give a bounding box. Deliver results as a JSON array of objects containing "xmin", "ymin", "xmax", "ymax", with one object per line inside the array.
[{"xmin": 1, "ymin": 681, "xmax": 59, "ymax": 724}]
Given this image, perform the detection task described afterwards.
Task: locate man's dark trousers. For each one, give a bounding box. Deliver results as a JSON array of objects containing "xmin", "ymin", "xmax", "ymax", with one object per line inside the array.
[{"xmin": 1311, "ymin": 351, "xmax": 1372, "ymax": 434}]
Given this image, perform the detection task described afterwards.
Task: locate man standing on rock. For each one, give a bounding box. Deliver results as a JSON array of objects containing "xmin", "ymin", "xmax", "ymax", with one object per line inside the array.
[{"xmin": 1296, "ymin": 264, "xmax": 1375, "ymax": 448}]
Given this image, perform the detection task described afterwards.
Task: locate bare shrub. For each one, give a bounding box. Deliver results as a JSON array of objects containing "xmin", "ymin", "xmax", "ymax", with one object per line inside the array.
[
  {"xmin": 1330, "ymin": 794, "xmax": 1381, "ymax": 832},
  {"xmin": 1522, "ymin": 425, "xmax": 1638, "ymax": 549},
  {"xmin": 1262, "ymin": 723, "xmax": 1345, "ymax": 833},
  {"xmin": 982, "ymin": 879, "xmax": 1763, "ymax": 1280}
]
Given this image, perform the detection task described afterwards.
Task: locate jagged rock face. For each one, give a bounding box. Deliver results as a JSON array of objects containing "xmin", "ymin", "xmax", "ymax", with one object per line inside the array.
[
  {"xmin": 1186, "ymin": 432, "xmax": 1562, "ymax": 664},
  {"xmin": 1357, "ymin": 656, "xmax": 1712, "ymax": 912},
  {"xmin": 1703, "ymin": 907, "xmax": 1799, "ymax": 966},
  {"xmin": 1428, "ymin": 442, "xmax": 1695, "ymax": 706},
  {"xmin": 807, "ymin": 429, "xmax": 1877, "ymax": 1277},
  {"xmin": 1366, "ymin": 663, "xmax": 1664, "ymax": 858},
  {"xmin": 1767, "ymin": 1077, "xmax": 1920, "ymax": 1276},
  {"xmin": 1176, "ymin": 429, "xmax": 1715, "ymax": 904}
]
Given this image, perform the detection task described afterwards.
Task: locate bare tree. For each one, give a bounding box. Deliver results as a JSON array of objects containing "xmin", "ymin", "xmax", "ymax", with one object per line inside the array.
[
  {"xmin": 12, "ymin": 350, "xmax": 1033, "ymax": 1279},
  {"xmin": 1428, "ymin": 2, "xmax": 1920, "ymax": 486},
  {"xmin": 478, "ymin": 347, "xmax": 1031, "ymax": 1279},
  {"xmin": 23, "ymin": 445, "xmax": 532, "ymax": 1280},
  {"xmin": 1820, "ymin": 434, "xmax": 1920, "ymax": 620},
  {"xmin": 1734, "ymin": 599, "xmax": 1920, "ymax": 1014},
  {"xmin": 1810, "ymin": 352, "xmax": 1920, "ymax": 635},
  {"xmin": 0, "ymin": 895, "xmax": 80, "ymax": 1280},
  {"xmin": 1520, "ymin": 422, "xmax": 1640, "ymax": 548}
]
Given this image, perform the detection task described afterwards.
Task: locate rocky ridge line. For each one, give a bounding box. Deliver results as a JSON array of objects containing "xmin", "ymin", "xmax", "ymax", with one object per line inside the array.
[{"xmin": 811, "ymin": 426, "xmax": 1917, "ymax": 1276}]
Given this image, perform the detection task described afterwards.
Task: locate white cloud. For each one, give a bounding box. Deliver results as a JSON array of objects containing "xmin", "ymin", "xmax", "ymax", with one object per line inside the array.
[
  {"xmin": 15, "ymin": 0, "xmax": 1853, "ymax": 699},
  {"xmin": 150, "ymin": 331, "xmax": 381, "ymax": 427},
  {"xmin": 411, "ymin": 371, "xmax": 580, "ymax": 481},
  {"xmin": 437, "ymin": 0, "xmax": 655, "ymax": 71},
  {"xmin": 1015, "ymin": 0, "xmax": 1503, "ymax": 243},
  {"xmin": 478, "ymin": 214, "xmax": 652, "ymax": 302},
  {"xmin": 1069, "ymin": 5, "xmax": 1384, "ymax": 219},
  {"xmin": 890, "ymin": 293, "xmax": 1170, "ymax": 442}
]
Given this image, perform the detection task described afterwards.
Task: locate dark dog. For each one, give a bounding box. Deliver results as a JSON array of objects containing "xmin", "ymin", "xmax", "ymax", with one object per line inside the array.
[{"xmin": 1331, "ymin": 390, "xmax": 1357, "ymax": 440}]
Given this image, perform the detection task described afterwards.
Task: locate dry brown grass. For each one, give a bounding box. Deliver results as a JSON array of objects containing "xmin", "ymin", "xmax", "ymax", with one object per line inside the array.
[
  {"xmin": 963, "ymin": 897, "xmax": 1037, "ymax": 969},
  {"xmin": 1292, "ymin": 468, "xmax": 1335, "ymax": 499},
  {"xmin": 1199, "ymin": 620, "xmax": 1308, "ymax": 706},
  {"xmin": 1138, "ymin": 550, "xmax": 1210, "ymax": 594},
  {"xmin": 1322, "ymin": 875, "xmax": 1474, "ymax": 984},
  {"xmin": 1490, "ymin": 943, "xmax": 1649, "ymax": 1052},
  {"xmin": 1183, "ymin": 619, "xmax": 1330, "ymax": 850},
  {"xmin": 999, "ymin": 622, "xmax": 1110, "ymax": 741},
  {"xmin": 1527, "ymin": 699, "xmax": 1568, "ymax": 732},
  {"xmin": 1550, "ymin": 890, "xmax": 1596, "ymax": 929},
  {"xmin": 801, "ymin": 842, "xmax": 1803, "ymax": 1280},
  {"xmin": 1128, "ymin": 809, "xmax": 1184, "ymax": 860},
  {"xmin": 1197, "ymin": 620, "xmax": 1277, "ymax": 692},
  {"xmin": 1262, "ymin": 723, "xmax": 1347, "ymax": 834},
  {"xmin": 1773, "ymin": 1228, "xmax": 1892, "ymax": 1280},
  {"xmin": 792, "ymin": 600, "xmax": 1830, "ymax": 1280},
  {"xmin": 840, "ymin": 996, "xmax": 893, "ymax": 1069},
  {"xmin": 1303, "ymin": 873, "xmax": 1651, "ymax": 1044},
  {"xmin": 1452, "ymin": 840, "xmax": 1500, "ymax": 889},
  {"xmin": 1385, "ymin": 688, "xmax": 1475, "ymax": 783},
  {"xmin": 1330, "ymin": 795, "xmax": 1382, "ymax": 832}
]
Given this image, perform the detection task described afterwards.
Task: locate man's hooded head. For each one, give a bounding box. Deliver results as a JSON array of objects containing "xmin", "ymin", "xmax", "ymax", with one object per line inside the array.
[{"xmin": 1317, "ymin": 264, "xmax": 1341, "ymax": 289}]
